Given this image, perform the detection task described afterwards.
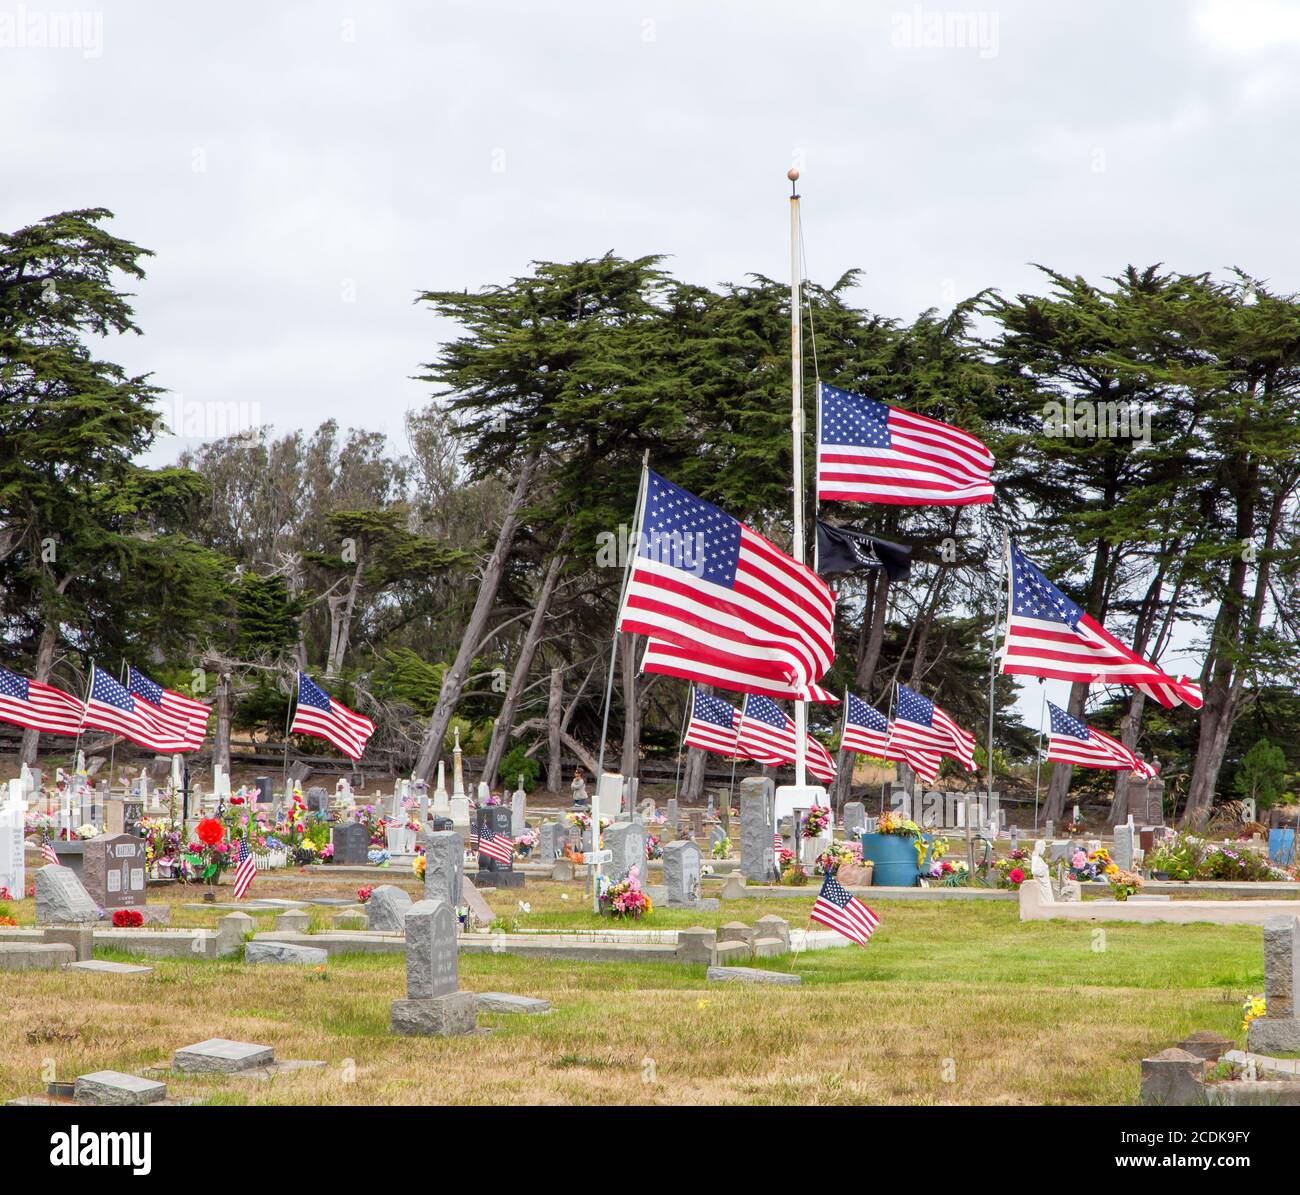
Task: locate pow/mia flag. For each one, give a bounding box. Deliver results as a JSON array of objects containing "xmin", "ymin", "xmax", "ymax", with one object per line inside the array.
[{"xmin": 815, "ymin": 521, "xmax": 912, "ymax": 582}]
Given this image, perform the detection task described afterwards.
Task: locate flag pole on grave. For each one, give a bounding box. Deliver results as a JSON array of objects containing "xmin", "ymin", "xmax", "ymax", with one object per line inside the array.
[
  {"xmin": 593, "ymin": 450, "xmax": 650, "ymax": 913},
  {"xmin": 789, "ymin": 167, "xmax": 809, "ymax": 794},
  {"xmin": 1032, "ymin": 682, "xmax": 1046, "ymax": 835},
  {"xmin": 985, "ymin": 528, "xmax": 1009, "ymax": 834}
]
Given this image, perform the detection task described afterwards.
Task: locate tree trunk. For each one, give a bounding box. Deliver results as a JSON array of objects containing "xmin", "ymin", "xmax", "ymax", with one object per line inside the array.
[
  {"xmin": 681, "ymin": 745, "xmax": 706, "ymax": 801},
  {"xmin": 325, "ymin": 553, "xmax": 365, "ymax": 679},
  {"xmin": 546, "ymin": 665, "xmax": 563, "ymax": 793},
  {"xmin": 482, "ymin": 552, "xmax": 565, "ymax": 787},
  {"xmin": 19, "ymin": 618, "xmax": 59, "ymax": 766},
  {"xmin": 214, "ymin": 672, "xmax": 232, "ymax": 777},
  {"xmin": 1042, "ymin": 679, "xmax": 1089, "ymax": 824},
  {"xmin": 1110, "ymin": 689, "xmax": 1147, "ymax": 826},
  {"xmin": 413, "ymin": 450, "xmax": 539, "ymax": 779},
  {"xmin": 618, "ymin": 632, "xmax": 641, "ymax": 780},
  {"xmin": 855, "ymin": 573, "xmax": 891, "ymax": 693}
]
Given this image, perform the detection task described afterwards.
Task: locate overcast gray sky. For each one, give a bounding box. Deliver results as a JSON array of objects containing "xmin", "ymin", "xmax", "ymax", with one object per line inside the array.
[{"xmin": 5, "ymin": 0, "xmax": 1292, "ymax": 733}]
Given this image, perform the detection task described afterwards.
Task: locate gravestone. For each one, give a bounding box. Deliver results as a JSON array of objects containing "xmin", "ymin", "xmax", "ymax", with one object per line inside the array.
[
  {"xmin": 305, "ymin": 787, "xmax": 330, "ymax": 817},
  {"xmin": 432, "ymin": 760, "xmax": 450, "ymax": 813},
  {"xmin": 0, "ymin": 791, "xmax": 25, "ymax": 900},
  {"xmin": 1248, "ymin": 916, "xmax": 1300, "ymax": 1053},
  {"xmin": 709, "ymin": 825, "xmax": 727, "ymax": 854},
  {"xmin": 666, "ymin": 798, "xmax": 679, "ymax": 828},
  {"xmin": 739, "ymin": 775, "xmax": 777, "ymax": 883},
  {"xmin": 35, "ymin": 865, "xmax": 99, "ymax": 924},
  {"xmin": 422, "ymin": 830, "xmax": 463, "ymax": 908},
  {"xmin": 331, "ymin": 821, "xmax": 370, "ymax": 865},
  {"xmin": 605, "ymin": 821, "xmax": 648, "ymax": 881},
  {"xmin": 1112, "ymin": 824, "xmax": 1136, "ymax": 872},
  {"xmin": 511, "ymin": 784, "xmax": 526, "ymax": 838},
  {"xmin": 255, "ymin": 776, "xmax": 273, "ymax": 806},
  {"xmin": 538, "ymin": 821, "xmax": 564, "ymax": 861},
  {"xmin": 390, "ymin": 899, "xmax": 476, "ymax": 1036},
  {"xmin": 82, "ymin": 834, "xmax": 148, "ymax": 912},
  {"xmin": 663, "ymin": 839, "xmax": 703, "ymax": 907},
  {"xmin": 842, "ymin": 801, "xmax": 866, "ymax": 837},
  {"xmin": 366, "ymin": 884, "xmax": 413, "ymax": 932},
  {"xmin": 475, "ymin": 804, "xmax": 523, "ymax": 888}
]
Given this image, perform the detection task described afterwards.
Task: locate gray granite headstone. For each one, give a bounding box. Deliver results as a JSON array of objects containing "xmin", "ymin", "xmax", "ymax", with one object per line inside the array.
[
  {"xmin": 1112, "ymin": 824, "xmax": 1135, "ymax": 871},
  {"xmin": 365, "ymin": 884, "xmax": 413, "ymax": 932},
  {"xmin": 843, "ymin": 801, "xmax": 866, "ymax": 837},
  {"xmin": 35, "ymin": 864, "xmax": 100, "ymax": 924},
  {"xmin": 709, "ymin": 824, "xmax": 727, "ymax": 853},
  {"xmin": 510, "ymin": 788, "xmax": 526, "ymax": 838},
  {"xmin": 331, "ymin": 820, "xmax": 370, "ymax": 865},
  {"xmin": 422, "ymin": 830, "xmax": 463, "ymax": 907},
  {"xmin": 666, "ymin": 798, "xmax": 679, "ymax": 827},
  {"xmin": 538, "ymin": 821, "xmax": 564, "ymax": 861},
  {"xmin": 82, "ymin": 833, "xmax": 147, "ymax": 911},
  {"xmin": 305, "ymin": 786, "xmax": 330, "ymax": 816},
  {"xmin": 605, "ymin": 821, "xmax": 648, "ymax": 881},
  {"xmin": 663, "ymin": 839, "xmax": 702, "ymax": 907},
  {"xmin": 739, "ymin": 776, "xmax": 776, "ymax": 883},
  {"xmin": 405, "ymin": 899, "xmax": 458, "ymax": 998}
]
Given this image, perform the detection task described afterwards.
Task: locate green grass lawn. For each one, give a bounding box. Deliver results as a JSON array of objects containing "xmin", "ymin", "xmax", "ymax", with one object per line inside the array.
[{"xmin": 0, "ymin": 877, "xmax": 1263, "ymax": 1105}]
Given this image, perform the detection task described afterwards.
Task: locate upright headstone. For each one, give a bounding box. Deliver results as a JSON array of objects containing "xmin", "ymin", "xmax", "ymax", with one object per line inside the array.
[
  {"xmin": 432, "ymin": 761, "xmax": 450, "ymax": 813},
  {"xmin": 538, "ymin": 821, "xmax": 564, "ymax": 861},
  {"xmin": 414, "ymin": 779, "xmax": 429, "ymax": 827},
  {"xmin": 83, "ymin": 834, "xmax": 147, "ymax": 912},
  {"xmin": 390, "ymin": 900, "xmax": 476, "ymax": 1037},
  {"xmin": 335, "ymin": 776, "xmax": 354, "ymax": 807},
  {"xmin": 1248, "ymin": 916, "xmax": 1300, "ymax": 1052},
  {"xmin": 450, "ymin": 730, "xmax": 470, "ymax": 830},
  {"xmin": 708, "ymin": 824, "xmax": 727, "ymax": 854},
  {"xmin": 605, "ymin": 821, "xmax": 648, "ymax": 881},
  {"xmin": 738, "ymin": 775, "xmax": 776, "ymax": 883},
  {"xmin": 1112, "ymin": 823, "xmax": 1135, "ymax": 872},
  {"xmin": 331, "ymin": 820, "xmax": 370, "ymax": 865},
  {"xmin": 0, "ymin": 787, "xmax": 25, "ymax": 899},
  {"xmin": 365, "ymin": 884, "xmax": 413, "ymax": 932},
  {"xmin": 511, "ymin": 783, "xmax": 526, "ymax": 838},
  {"xmin": 1146, "ymin": 773, "xmax": 1166, "ymax": 827},
  {"xmin": 842, "ymin": 801, "xmax": 866, "ymax": 838},
  {"xmin": 475, "ymin": 804, "xmax": 523, "ymax": 888},
  {"xmin": 305, "ymin": 787, "xmax": 330, "ymax": 817},
  {"xmin": 666, "ymin": 798, "xmax": 679, "ymax": 829},
  {"xmin": 422, "ymin": 831, "xmax": 463, "ymax": 908},
  {"xmin": 663, "ymin": 839, "xmax": 703, "ymax": 907}
]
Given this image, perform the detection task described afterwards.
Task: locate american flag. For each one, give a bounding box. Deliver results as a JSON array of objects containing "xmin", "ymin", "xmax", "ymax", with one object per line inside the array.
[
  {"xmin": 127, "ymin": 666, "xmax": 210, "ymax": 750},
  {"xmin": 894, "ymin": 746, "xmax": 943, "ymax": 784},
  {"xmin": 83, "ymin": 664, "xmax": 191, "ymax": 752},
  {"xmin": 1002, "ymin": 543, "xmax": 1203, "ymax": 709},
  {"xmin": 643, "ymin": 640, "xmax": 839, "ymax": 702},
  {"xmin": 619, "ymin": 471, "xmax": 836, "ymax": 701},
  {"xmin": 683, "ymin": 689, "xmax": 741, "ymax": 757},
  {"xmin": 816, "ymin": 383, "xmax": 994, "ymax": 506},
  {"xmin": 810, "ymin": 872, "xmax": 881, "ymax": 945},
  {"xmin": 41, "ymin": 839, "xmax": 59, "ymax": 866},
  {"xmin": 841, "ymin": 692, "xmax": 891, "ymax": 757},
  {"xmin": 774, "ymin": 832, "xmax": 783, "ymax": 852},
  {"xmin": 888, "ymin": 684, "xmax": 976, "ymax": 772},
  {"xmin": 288, "ymin": 673, "xmax": 376, "ymax": 760},
  {"xmin": 1046, "ymin": 701, "xmax": 1152, "ymax": 778},
  {"xmin": 232, "ymin": 836, "xmax": 257, "ymax": 899},
  {"xmin": 0, "ymin": 666, "xmax": 83, "ymax": 737},
  {"xmin": 479, "ymin": 831, "xmax": 513, "ymax": 865},
  {"xmin": 735, "ymin": 694, "xmax": 837, "ymax": 783}
]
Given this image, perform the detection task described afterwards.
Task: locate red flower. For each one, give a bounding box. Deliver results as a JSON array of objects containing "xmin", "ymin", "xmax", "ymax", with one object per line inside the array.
[
  {"xmin": 196, "ymin": 818, "xmax": 225, "ymax": 846},
  {"xmin": 111, "ymin": 909, "xmax": 143, "ymax": 928},
  {"xmin": 1008, "ymin": 867, "xmax": 1025, "ymax": 886}
]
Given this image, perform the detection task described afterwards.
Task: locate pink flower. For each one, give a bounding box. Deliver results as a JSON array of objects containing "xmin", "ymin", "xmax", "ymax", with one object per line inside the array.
[{"xmin": 1071, "ymin": 851, "xmax": 1087, "ymax": 868}]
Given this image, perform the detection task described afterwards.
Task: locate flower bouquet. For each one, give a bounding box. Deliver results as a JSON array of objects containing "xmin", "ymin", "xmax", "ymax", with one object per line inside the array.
[
  {"xmin": 181, "ymin": 817, "xmax": 232, "ymax": 893},
  {"xmin": 802, "ymin": 805, "xmax": 830, "ymax": 838},
  {"xmin": 710, "ymin": 835, "xmax": 732, "ymax": 859},
  {"xmin": 645, "ymin": 833, "xmax": 663, "ymax": 861},
  {"xmin": 1068, "ymin": 847, "xmax": 1110, "ymax": 882},
  {"xmin": 1107, "ymin": 867, "xmax": 1142, "ymax": 901},
  {"xmin": 600, "ymin": 866, "xmax": 653, "ymax": 920},
  {"xmin": 412, "ymin": 853, "xmax": 426, "ymax": 880}
]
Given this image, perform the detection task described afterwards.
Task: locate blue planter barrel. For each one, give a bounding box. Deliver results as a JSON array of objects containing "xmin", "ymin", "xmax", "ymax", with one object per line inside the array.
[{"xmin": 860, "ymin": 832, "xmax": 929, "ymax": 887}]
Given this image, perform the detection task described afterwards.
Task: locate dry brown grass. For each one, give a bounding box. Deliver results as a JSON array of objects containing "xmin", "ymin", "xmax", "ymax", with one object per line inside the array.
[{"xmin": 0, "ymin": 870, "xmax": 1265, "ymax": 1105}]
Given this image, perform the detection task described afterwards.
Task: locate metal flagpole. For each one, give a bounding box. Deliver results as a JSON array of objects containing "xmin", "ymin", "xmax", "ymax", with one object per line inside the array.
[
  {"xmin": 1032, "ymin": 683, "xmax": 1046, "ymax": 834},
  {"xmin": 672, "ymin": 691, "xmax": 691, "ymax": 802},
  {"xmin": 986, "ymin": 528, "xmax": 1008, "ymax": 814},
  {"xmin": 789, "ymin": 168, "xmax": 808, "ymax": 791}
]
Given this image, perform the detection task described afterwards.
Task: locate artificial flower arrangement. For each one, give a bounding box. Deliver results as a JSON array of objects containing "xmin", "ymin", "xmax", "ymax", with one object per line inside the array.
[
  {"xmin": 367, "ymin": 848, "xmax": 390, "ymax": 866},
  {"xmin": 993, "ymin": 847, "xmax": 1031, "ymax": 888},
  {"xmin": 514, "ymin": 829, "xmax": 538, "ymax": 858},
  {"xmin": 356, "ymin": 885, "xmax": 373, "ymax": 904},
  {"xmin": 599, "ymin": 865, "xmax": 653, "ymax": 920},
  {"xmin": 926, "ymin": 858, "xmax": 970, "ymax": 885},
  {"xmin": 777, "ymin": 848, "xmax": 809, "ymax": 886},
  {"xmin": 802, "ymin": 805, "xmax": 830, "ymax": 838},
  {"xmin": 645, "ymin": 833, "xmax": 663, "ymax": 861},
  {"xmin": 1062, "ymin": 819, "xmax": 1084, "ymax": 835},
  {"xmin": 111, "ymin": 909, "xmax": 144, "ymax": 928},
  {"xmin": 1068, "ymin": 847, "xmax": 1111, "ymax": 882},
  {"xmin": 1242, "ymin": 994, "xmax": 1267, "ymax": 1032},
  {"xmin": 181, "ymin": 817, "xmax": 232, "ymax": 887},
  {"xmin": 710, "ymin": 835, "xmax": 732, "ymax": 859},
  {"xmin": 75, "ymin": 823, "xmax": 98, "ymax": 840},
  {"xmin": 412, "ymin": 854, "xmax": 426, "ymax": 880},
  {"xmin": 1107, "ymin": 867, "xmax": 1143, "ymax": 901},
  {"xmin": 815, "ymin": 842, "xmax": 854, "ymax": 876},
  {"xmin": 137, "ymin": 817, "xmax": 184, "ymax": 876}
]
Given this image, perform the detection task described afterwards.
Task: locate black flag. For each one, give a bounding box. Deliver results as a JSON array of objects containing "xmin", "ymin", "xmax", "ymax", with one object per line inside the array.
[{"xmin": 816, "ymin": 521, "xmax": 912, "ymax": 582}]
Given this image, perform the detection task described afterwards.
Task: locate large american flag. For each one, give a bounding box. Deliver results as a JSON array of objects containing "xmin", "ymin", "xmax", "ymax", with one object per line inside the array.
[
  {"xmin": 1002, "ymin": 543, "xmax": 1203, "ymax": 709},
  {"xmin": 840, "ymin": 692, "xmax": 891, "ymax": 757},
  {"xmin": 478, "ymin": 831, "xmax": 513, "ymax": 865},
  {"xmin": 682, "ymin": 689, "xmax": 740, "ymax": 757},
  {"xmin": 619, "ymin": 471, "xmax": 835, "ymax": 701},
  {"xmin": 83, "ymin": 664, "xmax": 191, "ymax": 752},
  {"xmin": 888, "ymin": 683, "xmax": 976, "ymax": 772},
  {"xmin": 816, "ymin": 383, "xmax": 994, "ymax": 506},
  {"xmin": 1046, "ymin": 701, "xmax": 1155, "ymax": 778},
  {"xmin": 735, "ymin": 694, "xmax": 837, "ymax": 783},
  {"xmin": 810, "ymin": 872, "xmax": 881, "ymax": 945},
  {"xmin": 232, "ymin": 836, "xmax": 257, "ymax": 899},
  {"xmin": 289, "ymin": 673, "xmax": 375, "ymax": 760},
  {"xmin": 0, "ymin": 666, "xmax": 83, "ymax": 737},
  {"xmin": 127, "ymin": 666, "xmax": 210, "ymax": 750}
]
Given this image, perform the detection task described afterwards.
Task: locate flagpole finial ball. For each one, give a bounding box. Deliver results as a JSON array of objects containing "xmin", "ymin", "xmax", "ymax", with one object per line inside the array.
[{"xmin": 787, "ymin": 168, "xmax": 800, "ymax": 182}]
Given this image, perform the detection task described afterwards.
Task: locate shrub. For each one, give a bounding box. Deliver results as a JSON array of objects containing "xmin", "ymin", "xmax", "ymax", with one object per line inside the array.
[{"xmin": 500, "ymin": 744, "xmax": 541, "ymax": 793}]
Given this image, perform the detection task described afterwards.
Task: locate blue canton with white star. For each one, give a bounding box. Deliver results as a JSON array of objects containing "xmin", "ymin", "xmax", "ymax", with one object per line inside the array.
[
  {"xmin": 298, "ymin": 673, "xmax": 332, "ymax": 711},
  {"xmin": 1010, "ymin": 544, "xmax": 1084, "ymax": 628},
  {"xmin": 1048, "ymin": 701, "xmax": 1090, "ymax": 741},
  {"xmin": 819, "ymin": 383, "xmax": 892, "ymax": 449},
  {"xmin": 92, "ymin": 668, "xmax": 134, "ymax": 710},
  {"xmin": 639, "ymin": 471, "xmax": 740, "ymax": 586},
  {"xmin": 847, "ymin": 693, "xmax": 887, "ymax": 731},
  {"xmin": 896, "ymin": 684, "xmax": 935, "ymax": 728},
  {"xmin": 128, "ymin": 667, "xmax": 163, "ymax": 705},
  {"xmin": 744, "ymin": 694, "xmax": 789, "ymax": 729},
  {"xmin": 0, "ymin": 667, "xmax": 29, "ymax": 701},
  {"xmin": 693, "ymin": 689, "xmax": 735, "ymax": 729}
]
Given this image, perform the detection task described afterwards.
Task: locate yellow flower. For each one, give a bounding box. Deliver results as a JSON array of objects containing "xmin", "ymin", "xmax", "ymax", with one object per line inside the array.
[{"xmin": 1104, "ymin": 863, "xmax": 1119, "ymax": 877}]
